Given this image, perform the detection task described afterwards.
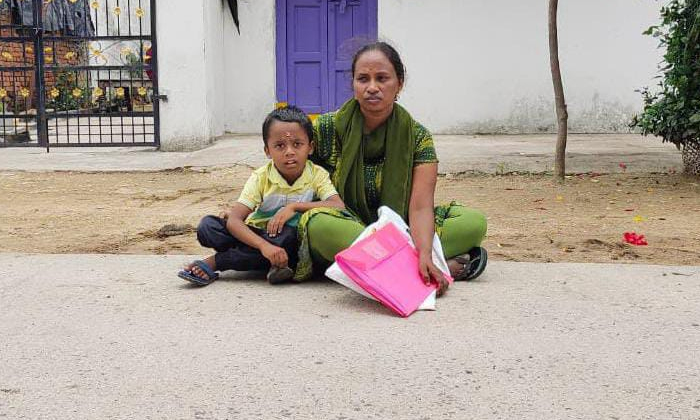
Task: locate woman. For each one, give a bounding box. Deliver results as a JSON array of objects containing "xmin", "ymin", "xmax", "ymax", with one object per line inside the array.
[{"xmin": 295, "ymin": 42, "xmax": 487, "ymax": 296}]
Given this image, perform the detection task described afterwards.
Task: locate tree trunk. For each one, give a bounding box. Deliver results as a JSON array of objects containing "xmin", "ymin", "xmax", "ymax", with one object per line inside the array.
[
  {"xmin": 682, "ymin": 141, "xmax": 700, "ymax": 176},
  {"xmin": 549, "ymin": 0, "xmax": 568, "ymax": 181}
]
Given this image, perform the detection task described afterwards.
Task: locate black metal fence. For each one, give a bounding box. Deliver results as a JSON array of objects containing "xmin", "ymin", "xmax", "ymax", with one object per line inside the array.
[{"xmin": 0, "ymin": 0, "xmax": 159, "ymax": 148}]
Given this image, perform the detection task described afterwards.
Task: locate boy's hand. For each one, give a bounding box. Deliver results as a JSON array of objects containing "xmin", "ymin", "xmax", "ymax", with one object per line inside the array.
[
  {"xmin": 267, "ymin": 205, "xmax": 297, "ymax": 237},
  {"xmin": 261, "ymin": 243, "xmax": 289, "ymax": 267},
  {"xmin": 219, "ymin": 207, "xmax": 233, "ymax": 220}
]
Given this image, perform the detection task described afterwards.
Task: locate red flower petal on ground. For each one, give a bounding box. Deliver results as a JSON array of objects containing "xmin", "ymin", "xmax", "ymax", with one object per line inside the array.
[{"xmin": 623, "ymin": 232, "xmax": 648, "ymax": 246}]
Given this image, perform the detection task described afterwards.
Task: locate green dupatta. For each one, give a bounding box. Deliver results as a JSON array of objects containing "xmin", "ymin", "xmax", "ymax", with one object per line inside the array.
[{"xmin": 333, "ymin": 98, "xmax": 415, "ymax": 224}]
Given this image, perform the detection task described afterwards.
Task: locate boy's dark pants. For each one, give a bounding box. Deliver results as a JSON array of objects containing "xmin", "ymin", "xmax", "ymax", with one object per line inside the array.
[{"xmin": 197, "ymin": 216, "xmax": 299, "ymax": 272}]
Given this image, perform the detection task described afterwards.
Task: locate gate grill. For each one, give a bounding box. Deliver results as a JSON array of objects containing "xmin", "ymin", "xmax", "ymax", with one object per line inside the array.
[{"xmin": 0, "ymin": 0, "xmax": 159, "ymax": 148}]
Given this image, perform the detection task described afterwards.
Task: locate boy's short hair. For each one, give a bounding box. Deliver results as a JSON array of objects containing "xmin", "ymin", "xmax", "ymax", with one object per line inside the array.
[{"xmin": 262, "ymin": 105, "xmax": 314, "ymax": 146}]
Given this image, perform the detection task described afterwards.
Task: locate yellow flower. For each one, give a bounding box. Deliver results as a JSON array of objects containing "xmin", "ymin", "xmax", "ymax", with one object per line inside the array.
[
  {"xmin": 90, "ymin": 0, "xmax": 99, "ymax": 9},
  {"xmin": 45, "ymin": 56, "xmax": 53, "ymax": 63},
  {"xmin": 115, "ymin": 87, "xmax": 125, "ymax": 98},
  {"xmin": 92, "ymin": 87, "xmax": 104, "ymax": 98},
  {"xmin": 1, "ymin": 51, "xmax": 12, "ymax": 60},
  {"xmin": 113, "ymin": 6, "xmax": 121, "ymax": 15},
  {"xmin": 633, "ymin": 215, "xmax": 645, "ymax": 223},
  {"xmin": 25, "ymin": 46, "xmax": 33, "ymax": 54},
  {"xmin": 19, "ymin": 87, "xmax": 30, "ymax": 98},
  {"xmin": 64, "ymin": 51, "xmax": 77, "ymax": 60},
  {"xmin": 137, "ymin": 87, "xmax": 147, "ymax": 96},
  {"xmin": 120, "ymin": 47, "xmax": 133, "ymax": 56},
  {"xmin": 135, "ymin": 7, "xmax": 145, "ymax": 18},
  {"xmin": 44, "ymin": 46, "xmax": 53, "ymax": 53},
  {"xmin": 69, "ymin": 0, "xmax": 78, "ymax": 2},
  {"xmin": 0, "ymin": 88, "xmax": 7, "ymax": 98},
  {"xmin": 90, "ymin": 47, "xmax": 104, "ymax": 57},
  {"xmin": 555, "ymin": 195, "xmax": 564, "ymax": 202},
  {"xmin": 49, "ymin": 87, "xmax": 60, "ymax": 98},
  {"xmin": 72, "ymin": 88, "xmax": 82, "ymax": 98}
]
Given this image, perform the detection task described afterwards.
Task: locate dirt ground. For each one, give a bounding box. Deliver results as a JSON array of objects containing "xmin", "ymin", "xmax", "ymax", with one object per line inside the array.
[{"xmin": 1, "ymin": 167, "xmax": 699, "ymax": 266}]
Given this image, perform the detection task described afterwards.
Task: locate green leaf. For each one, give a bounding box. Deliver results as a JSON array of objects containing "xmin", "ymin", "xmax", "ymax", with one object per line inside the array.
[
  {"xmin": 643, "ymin": 25, "xmax": 657, "ymax": 35},
  {"xmin": 689, "ymin": 113, "xmax": 700, "ymax": 124}
]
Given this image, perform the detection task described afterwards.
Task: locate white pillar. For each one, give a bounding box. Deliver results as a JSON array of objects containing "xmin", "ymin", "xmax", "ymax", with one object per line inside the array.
[
  {"xmin": 156, "ymin": 0, "xmax": 226, "ymax": 150},
  {"xmin": 222, "ymin": 0, "xmax": 277, "ymax": 134}
]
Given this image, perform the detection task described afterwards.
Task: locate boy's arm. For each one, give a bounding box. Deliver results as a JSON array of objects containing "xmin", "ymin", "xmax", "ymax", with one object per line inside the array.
[
  {"xmin": 267, "ymin": 166, "xmax": 345, "ymax": 236},
  {"xmin": 266, "ymin": 194, "xmax": 345, "ymax": 236},
  {"xmin": 225, "ymin": 203, "xmax": 289, "ymax": 267}
]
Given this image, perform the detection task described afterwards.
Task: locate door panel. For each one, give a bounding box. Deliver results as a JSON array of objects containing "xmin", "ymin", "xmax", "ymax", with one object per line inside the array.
[
  {"xmin": 294, "ymin": 62, "xmax": 322, "ymax": 108},
  {"xmin": 277, "ymin": 0, "xmax": 377, "ymax": 114},
  {"xmin": 286, "ymin": 0, "xmax": 326, "ymax": 114},
  {"xmin": 328, "ymin": 0, "xmax": 374, "ymax": 111}
]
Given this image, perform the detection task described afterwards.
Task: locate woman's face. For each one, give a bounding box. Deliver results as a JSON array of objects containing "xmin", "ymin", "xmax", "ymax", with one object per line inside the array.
[{"xmin": 352, "ymin": 50, "xmax": 403, "ymax": 116}]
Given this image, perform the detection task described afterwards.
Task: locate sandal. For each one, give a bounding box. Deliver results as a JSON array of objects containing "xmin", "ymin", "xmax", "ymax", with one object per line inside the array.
[
  {"xmin": 178, "ymin": 260, "xmax": 219, "ymax": 286},
  {"xmin": 267, "ymin": 266, "xmax": 294, "ymax": 285},
  {"xmin": 452, "ymin": 247, "xmax": 488, "ymax": 281}
]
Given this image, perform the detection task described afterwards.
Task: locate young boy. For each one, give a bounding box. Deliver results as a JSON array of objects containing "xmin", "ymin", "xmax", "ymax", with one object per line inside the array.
[{"xmin": 178, "ymin": 106, "xmax": 345, "ymax": 285}]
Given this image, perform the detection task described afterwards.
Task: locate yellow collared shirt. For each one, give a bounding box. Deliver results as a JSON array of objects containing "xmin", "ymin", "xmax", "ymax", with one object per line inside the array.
[{"xmin": 237, "ymin": 160, "xmax": 338, "ymax": 229}]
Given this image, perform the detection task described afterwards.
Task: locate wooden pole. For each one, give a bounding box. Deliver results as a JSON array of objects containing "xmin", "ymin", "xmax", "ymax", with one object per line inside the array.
[{"xmin": 549, "ymin": 0, "xmax": 568, "ymax": 181}]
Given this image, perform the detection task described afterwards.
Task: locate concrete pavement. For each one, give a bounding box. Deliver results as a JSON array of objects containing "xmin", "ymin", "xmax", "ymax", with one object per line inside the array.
[
  {"xmin": 1, "ymin": 254, "xmax": 699, "ymax": 419},
  {"xmin": 1, "ymin": 134, "xmax": 697, "ymax": 419},
  {"xmin": 0, "ymin": 133, "xmax": 683, "ymax": 174}
]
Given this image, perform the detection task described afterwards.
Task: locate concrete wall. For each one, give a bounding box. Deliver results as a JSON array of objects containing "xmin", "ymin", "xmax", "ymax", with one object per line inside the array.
[
  {"xmin": 379, "ymin": 0, "xmax": 663, "ymax": 134},
  {"xmin": 159, "ymin": 0, "xmax": 664, "ymax": 145},
  {"xmin": 222, "ymin": 0, "xmax": 277, "ymax": 135},
  {"xmin": 157, "ymin": 0, "xmax": 227, "ymax": 150},
  {"xmin": 204, "ymin": 0, "xmax": 227, "ymax": 139}
]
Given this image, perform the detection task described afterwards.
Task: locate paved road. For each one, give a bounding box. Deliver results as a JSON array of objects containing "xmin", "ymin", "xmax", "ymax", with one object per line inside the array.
[
  {"xmin": 2, "ymin": 254, "xmax": 699, "ymax": 419},
  {"xmin": 0, "ymin": 133, "xmax": 683, "ymax": 174},
  {"xmin": 1, "ymin": 134, "xmax": 695, "ymax": 419}
]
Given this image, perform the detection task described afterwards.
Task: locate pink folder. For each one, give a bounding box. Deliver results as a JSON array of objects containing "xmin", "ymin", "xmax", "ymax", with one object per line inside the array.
[{"xmin": 335, "ymin": 222, "xmax": 452, "ymax": 317}]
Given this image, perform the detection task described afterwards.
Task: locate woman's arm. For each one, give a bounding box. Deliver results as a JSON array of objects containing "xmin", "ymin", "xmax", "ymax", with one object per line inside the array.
[
  {"xmin": 289, "ymin": 194, "xmax": 345, "ymax": 212},
  {"xmin": 409, "ymin": 162, "xmax": 449, "ymax": 296}
]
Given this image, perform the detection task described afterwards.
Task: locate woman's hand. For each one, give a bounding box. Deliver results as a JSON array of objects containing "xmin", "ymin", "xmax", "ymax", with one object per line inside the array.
[
  {"xmin": 267, "ymin": 205, "xmax": 297, "ymax": 237},
  {"xmin": 418, "ymin": 252, "xmax": 449, "ymax": 297}
]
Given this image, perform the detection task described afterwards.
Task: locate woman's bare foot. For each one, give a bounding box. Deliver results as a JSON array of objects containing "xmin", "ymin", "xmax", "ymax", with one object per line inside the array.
[
  {"xmin": 447, "ymin": 256, "xmax": 468, "ymax": 279},
  {"xmin": 447, "ymin": 247, "xmax": 488, "ymax": 281}
]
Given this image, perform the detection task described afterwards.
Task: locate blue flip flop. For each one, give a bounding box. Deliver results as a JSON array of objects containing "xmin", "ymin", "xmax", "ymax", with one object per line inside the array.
[{"xmin": 178, "ymin": 260, "xmax": 219, "ymax": 286}]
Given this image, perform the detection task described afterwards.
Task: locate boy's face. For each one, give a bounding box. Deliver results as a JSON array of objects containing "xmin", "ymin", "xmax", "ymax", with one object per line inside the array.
[{"xmin": 265, "ymin": 121, "xmax": 314, "ymax": 182}]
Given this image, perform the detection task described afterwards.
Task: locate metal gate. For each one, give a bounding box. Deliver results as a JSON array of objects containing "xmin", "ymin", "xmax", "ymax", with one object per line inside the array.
[{"xmin": 0, "ymin": 0, "xmax": 159, "ymax": 149}]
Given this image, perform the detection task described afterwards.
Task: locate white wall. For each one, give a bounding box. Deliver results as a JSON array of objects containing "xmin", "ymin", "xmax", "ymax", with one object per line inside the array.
[
  {"xmin": 157, "ymin": 0, "xmax": 227, "ymax": 150},
  {"xmin": 160, "ymin": 0, "xmax": 665, "ymax": 143},
  {"xmin": 379, "ymin": 0, "xmax": 663, "ymax": 134},
  {"xmin": 205, "ymin": 0, "xmax": 227, "ymax": 139},
  {"xmin": 222, "ymin": 0, "xmax": 277, "ymax": 134}
]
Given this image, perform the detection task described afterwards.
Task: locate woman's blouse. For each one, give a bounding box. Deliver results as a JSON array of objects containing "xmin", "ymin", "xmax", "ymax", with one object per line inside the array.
[{"xmin": 312, "ymin": 112, "xmax": 438, "ymax": 210}]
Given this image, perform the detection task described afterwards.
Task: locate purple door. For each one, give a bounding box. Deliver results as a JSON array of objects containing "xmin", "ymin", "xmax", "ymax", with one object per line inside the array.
[{"xmin": 276, "ymin": 0, "xmax": 378, "ymax": 114}]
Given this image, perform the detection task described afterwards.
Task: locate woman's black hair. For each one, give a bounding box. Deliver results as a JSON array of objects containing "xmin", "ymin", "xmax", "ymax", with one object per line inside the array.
[
  {"xmin": 351, "ymin": 41, "xmax": 405, "ymax": 85},
  {"xmin": 261, "ymin": 105, "xmax": 314, "ymax": 145}
]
